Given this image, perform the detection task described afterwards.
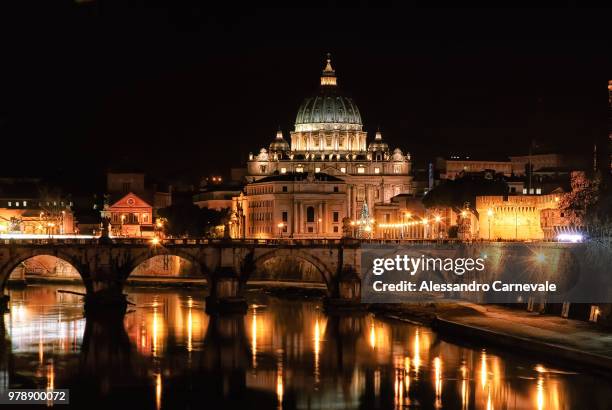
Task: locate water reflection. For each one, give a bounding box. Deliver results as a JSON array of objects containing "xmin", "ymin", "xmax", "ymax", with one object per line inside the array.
[{"xmin": 1, "ymin": 284, "xmax": 612, "ymax": 409}]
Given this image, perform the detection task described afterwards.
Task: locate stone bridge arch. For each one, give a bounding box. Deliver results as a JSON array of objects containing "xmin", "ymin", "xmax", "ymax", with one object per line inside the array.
[
  {"xmin": 0, "ymin": 248, "xmax": 89, "ymax": 292},
  {"xmin": 127, "ymin": 248, "xmax": 206, "ymax": 281},
  {"xmin": 248, "ymin": 248, "xmax": 335, "ymax": 292}
]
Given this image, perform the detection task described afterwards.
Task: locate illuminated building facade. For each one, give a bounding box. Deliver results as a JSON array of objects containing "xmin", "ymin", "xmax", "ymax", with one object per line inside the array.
[
  {"xmin": 475, "ymin": 194, "xmax": 563, "ymax": 240},
  {"xmin": 234, "ymin": 55, "xmax": 413, "ymax": 238},
  {"xmin": 0, "ymin": 178, "xmax": 75, "ymax": 235},
  {"xmin": 101, "ymin": 192, "xmax": 155, "ymax": 237},
  {"xmin": 231, "ymin": 173, "xmax": 347, "ymax": 239}
]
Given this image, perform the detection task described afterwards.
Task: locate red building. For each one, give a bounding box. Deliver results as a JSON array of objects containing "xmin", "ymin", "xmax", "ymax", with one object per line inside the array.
[{"xmin": 102, "ymin": 192, "xmax": 154, "ymax": 237}]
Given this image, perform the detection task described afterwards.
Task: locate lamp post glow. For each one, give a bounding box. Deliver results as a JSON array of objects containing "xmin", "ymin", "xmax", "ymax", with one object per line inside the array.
[
  {"xmin": 277, "ymin": 222, "xmax": 285, "ymax": 237},
  {"xmin": 487, "ymin": 209, "xmax": 494, "ymax": 240}
]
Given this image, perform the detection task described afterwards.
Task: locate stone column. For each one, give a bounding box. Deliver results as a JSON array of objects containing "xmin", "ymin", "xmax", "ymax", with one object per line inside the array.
[
  {"xmin": 323, "ymin": 202, "xmax": 328, "ymax": 234},
  {"xmin": 318, "ymin": 202, "xmax": 323, "ymax": 235},
  {"xmin": 293, "ymin": 200, "xmax": 298, "ymax": 236},
  {"xmin": 298, "ymin": 202, "xmax": 303, "ymax": 234},
  {"xmin": 346, "ymin": 185, "xmax": 352, "ymax": 220}
]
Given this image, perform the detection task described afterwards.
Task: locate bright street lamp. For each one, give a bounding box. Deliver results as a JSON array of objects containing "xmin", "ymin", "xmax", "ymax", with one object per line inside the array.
[{"xmin": 277, "ymin": 222, "xmax": 285, "ymax": 237}]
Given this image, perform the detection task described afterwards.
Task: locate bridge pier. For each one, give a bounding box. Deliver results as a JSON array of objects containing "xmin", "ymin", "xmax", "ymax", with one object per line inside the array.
[
  {"xmin": 205, "ymin": 267, "xmax": 247, "ymax": 314},
  {"xmin": 83, "ymin": 263, "xmax": 129, "ymax": 318},
  {"xmin": 84, "ymin": 289, "xmax": 128, "ymax": 318},
  {"xmin": 324, "ymin": 265, "xmax": 367, "ymax": 312},
  {"xmin": 0, "ymin": 295, "xmax": 9, "ymax": 313}
]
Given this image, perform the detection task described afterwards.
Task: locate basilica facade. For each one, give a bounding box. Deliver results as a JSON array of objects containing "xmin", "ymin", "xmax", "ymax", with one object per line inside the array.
[{"xmin": 231, "ymin": 56, "xmax": 413, "ymax": 239}]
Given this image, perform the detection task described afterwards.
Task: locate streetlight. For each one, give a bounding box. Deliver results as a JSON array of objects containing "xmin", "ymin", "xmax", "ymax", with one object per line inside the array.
[
  {"xmin": 121, "ymin": 214, "xmax": 126, "ymax": 237},
  {"xmin": 317, "ymin": 218, "xmax": 322, "ymax": 235},
  {"xmin": 277, "ymin": 222, "xmax": 285, "ymax": 238},
  {"xmin": 403, "ymin": 212, "xmax": 412, "ymax": 239},
  {"xmin": 364, "ymin": 224, "xmax": 372, "ymax": 239},
  {"xmin": 421, "ymin": 218, "xmax": 428, "ymax": 239},
  {"xmin": 47, "ymin": 222, "xmax": 55, "ymax": 238},
  {"xmin": 487, "ymin": 208, "xmax": 494, "ymax": 240}
]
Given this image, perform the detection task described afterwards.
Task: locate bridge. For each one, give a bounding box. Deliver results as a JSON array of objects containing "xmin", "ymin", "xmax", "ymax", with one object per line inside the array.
[{"xmin": 0, "ymin": 238, "xmax": 364, "ymax": 314}]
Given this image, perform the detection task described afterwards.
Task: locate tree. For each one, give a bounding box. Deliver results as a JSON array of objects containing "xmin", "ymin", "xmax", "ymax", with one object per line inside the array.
[
  {"xmin": 422, "ymin": 174, "xmax": 508, "ymax": 214},
  {"xmin": 157, "ymin": 203, "xmax": 230, "ymax": 237},
  {"xmin": 560, "ymin": 171, "xmax": 612, "ymax": 238}
]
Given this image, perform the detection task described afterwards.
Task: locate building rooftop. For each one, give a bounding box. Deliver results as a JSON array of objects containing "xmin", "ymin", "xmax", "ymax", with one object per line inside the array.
[{"xmin": 252, "ymin": 172, "xmax": 345, "ymax": 184}]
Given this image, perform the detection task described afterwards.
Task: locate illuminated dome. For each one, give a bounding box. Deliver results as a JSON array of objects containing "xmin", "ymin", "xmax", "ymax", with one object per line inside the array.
[
  {"xmin": 294, "ymin": 55, "xmax": 362, "ymax": 132},
  {"xmin": 269, "ymin": 129, "xmax": 290, "ymax": 152},
  {"xmin": 368, "ymin": 130, "xmax": 389, "ymax": 152}
]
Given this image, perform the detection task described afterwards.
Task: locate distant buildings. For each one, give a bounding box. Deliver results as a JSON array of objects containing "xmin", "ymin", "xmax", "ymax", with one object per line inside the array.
[
  {"xmin": 0, "ymin": 178, "xmax": 75, "ymax": 235},
  {"xmin": 193, "ymin": 174, "xmax": 242, "ymax": 211},
  {"xmin": 436, "ymin": 156, "xmax": 513, "ymax": 180}
]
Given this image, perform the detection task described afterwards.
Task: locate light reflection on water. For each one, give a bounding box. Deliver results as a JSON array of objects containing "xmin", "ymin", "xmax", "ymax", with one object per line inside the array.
[{"xmin": 1, "ymin": 284, "xmax": 612, "ymax": 409}]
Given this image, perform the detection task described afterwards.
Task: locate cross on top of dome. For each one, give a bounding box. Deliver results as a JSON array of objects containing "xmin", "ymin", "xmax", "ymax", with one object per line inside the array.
[{"xmin": 321, "ymin": 53, "xmax": 337, "ymax": 86}]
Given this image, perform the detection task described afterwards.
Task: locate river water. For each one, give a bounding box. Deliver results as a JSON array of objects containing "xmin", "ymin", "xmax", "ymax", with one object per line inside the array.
[{"xmin": 2, "ymin": 284, "xmax": 611, "ymax": 409}]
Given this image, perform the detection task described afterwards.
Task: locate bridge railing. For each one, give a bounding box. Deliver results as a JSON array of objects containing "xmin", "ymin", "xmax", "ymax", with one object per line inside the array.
[{"xmin": 0, "ymin": 237, "xmax": 571, "ymax": 247}]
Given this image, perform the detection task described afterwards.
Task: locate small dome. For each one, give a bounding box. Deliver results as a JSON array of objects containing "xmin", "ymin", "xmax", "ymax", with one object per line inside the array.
[
  {"xmin": 269, "ymin": 129, "xmax": 290, "ymax": 152},
  {"xmin": 392, "ymin": 148, "xmax": 405, "ymax": 161},
  {"xmin": 368, "ymin": 130, "xmax": 389, "ymax": 152}
]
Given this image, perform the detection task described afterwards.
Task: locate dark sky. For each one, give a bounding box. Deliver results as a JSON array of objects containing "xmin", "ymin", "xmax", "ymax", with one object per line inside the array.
[{"xmin": 0, "ymin": 2, "xmax": 610, "ymax": 191}]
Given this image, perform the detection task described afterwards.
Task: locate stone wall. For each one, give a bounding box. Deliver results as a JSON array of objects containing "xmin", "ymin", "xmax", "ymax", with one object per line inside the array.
[{"xmin": 476, "ymin": 194, "xmax": 559, "ymax": 240}]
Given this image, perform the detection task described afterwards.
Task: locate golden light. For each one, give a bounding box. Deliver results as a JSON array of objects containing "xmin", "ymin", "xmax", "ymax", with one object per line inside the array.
[
  {"xmin": 277, "ymin": 222, "xmax": 284, "ymax": 228},
  {"xmin": 156, "ymin": 220, "xmax": 163, "ymax": 228},
  {"xmin": 536, "ymin": 375, "xmax": 544, "ymax": 410},
  {"xmin": 413, "ymin": 329, "xmax": 421, "ymax": 377},
  {"xmin": 404, "ymin": 212, "xmax": 412, "ymax": 218},
  {"xmin": 487, "ymin": 209, "xmax": 494, "ymax": 217},
  {"xmin": 554, "ymin": 196, "xmax": 560, "ymax": 202},
  {"xmin": 155, "ymin": 372, "xmax": 162, "ymax": 410},
  {"xmin": 151, "ymin": 237, "xmax": 160, "ymax": 245},
  {"xmin": 461, "ymin": 210, "xmax": 467, "ymax": 218},
  {"xmin": 480, "ymin": 350, "xmax": 487, "ymax": 390},
  {"xmin": 364, "ymin": 225, "xmax": 372, "ymax": 232},
  {"xmin": 369, "ymin": 322, "xmax": 376, "ymax": 348},
  {"xmin": 0, "ymin": 224, "xmax": 6, "ymax": 232},
  {"xmin": 251, "ymin": 307, "xmax": 258, "ymax": 368},
  {"xmin": 350, "ymin": 221, "xmax": 356, "ymax": 226},
  {"xmin": 434, "ymin": 215, "xmax": 442, "ymax": 223},
  {"xmin": 421, "ymin": 218, "xmax": 428, "ymax": 225},
  {"xmin": 434, "ymin": 356, "xmax": 442, "ymax": 408},
  {"xmin": 317, "ymin": 218, "xmax": 322, "ymax": 222}
]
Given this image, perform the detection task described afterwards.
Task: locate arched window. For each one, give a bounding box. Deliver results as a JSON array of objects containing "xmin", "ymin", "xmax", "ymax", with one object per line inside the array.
[{"xmin": 306, "ymin": 206, "xmax": 315, "ymax": 223}]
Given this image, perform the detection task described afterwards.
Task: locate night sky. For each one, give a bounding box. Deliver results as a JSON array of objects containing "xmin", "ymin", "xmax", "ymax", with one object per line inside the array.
[{"xmin": 1, "ymin": 2, "xmax": 610, "ymax": 191}]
